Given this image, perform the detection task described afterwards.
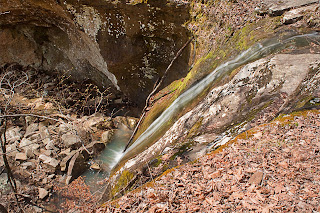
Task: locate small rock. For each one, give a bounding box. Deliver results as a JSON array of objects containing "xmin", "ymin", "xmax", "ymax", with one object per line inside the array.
[
  {"xmin": 90, "ymin": 163, "xmax": 100, "ymax": 170},
  {"xmin": 39, "ymin": 154, "xmax": 59, "ymax": 170},
  {"xmin": 38, "ymin": 188, "xmax": 49, "ymax": 200},
  {"xmin": 114, "ymin": 98, "xmax": 122, "ymax": 104},
  {"xmin": 15, "ymin": 152, "xmax": 27, "ymax": 161},
  {"xmin": 39, "ymin": 122, "xmax": 50, "ymax": 140},
  {"xmin": 40, "ymin": 148, "xmax": 53, "ymax": 156},
  {"xmin": 25, "ymin": 116, "xmax": 35, "ymax": 125},
  {"xmin": 127, "ymin": 117, "xmax": 138, "ymax": 130},
  {"xmin": 21, "ymin": 162, "xmax": 35, "ymax": 169},
  {"xmin": 59, "ymin": 148, "xmax": 71, "ymax": 157},
  {"xmin": 42, "ymin": 138, "xmax": 51, "ymax": 146},
  {"xmin": 101, "ymin": 130, "xmax": 114, "ymax": 144},
  {"xmin": 48, "ymin": 174, "xmax": 55, "ymax": 179},
  {"xmin": 24, "ymin": 123, "xmax": 39, "ymax": 138},
  {"xmin": 25, "ymin": 148, "xmax": 34, "ymax": 158},
  {"xmin": 58, "ymin": 123, "xmax": 69, "ymax": 134},
  {"xmin": 33, "ymin": 206, "xmax": 42, "ymax": 213},
  {"xmin": 19, "ymin": 138, "xmax": 32, "ymax": 151},
  {"xmin": 6, "ymin": 142, "xmax": 18, "ymax": 157},
  {"xmin": 61, "ymin": 133, "xmax": 81, "ymax": 149},
  {"xmin": 28, "ymin": 133, "xmax": 41, "ymax": 141},
  {"xmin": 42, "ymin": 177, "xmax": 48, "ymax": 184},
  {"xmin": 4, "ymin": 126, "xmax": 22, "ymax": 143},
  {"xmin": 82, "ymin": 114, "xmax": 105, "ymax": 131},
  {"xmin": 45, "ymin": 140, "xmax": 56, "ymax": 150},
  {"xmin": 209, "ymin": 170, "xmax": 221, "ymax": 179},
  {"xmin": 248, "ymin": 170, "xmax": 264, "ymax": 185},
  {"xmin": 14, "ymin": 169, "xmax": 31, "ymax": 178},
  {"xmin": 267, "ymin": 0, "xmax": 318, "ymax": 15}
]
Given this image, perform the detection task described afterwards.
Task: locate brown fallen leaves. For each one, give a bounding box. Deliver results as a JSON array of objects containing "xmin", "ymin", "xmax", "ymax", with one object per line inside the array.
[
  {"xmin": 54, "ymin": 176, "xmax": 97, "ymax": 212},
  {"xmin": 98, "ymin": 110, "xmax": 320, "ymax": 212}
]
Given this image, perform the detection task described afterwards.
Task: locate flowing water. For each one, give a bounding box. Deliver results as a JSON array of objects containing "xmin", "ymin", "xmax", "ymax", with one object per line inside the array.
[
  {"xmin": 115, "ymin": 32, "xmax": 320, "ymax": 166},
  {"xmin": 82, "ymin": 32, "xmax": 320, "ymax": 191},
  {"xmin": 82, "ymin": 125, "xmax": 132, "ymax": 193}
]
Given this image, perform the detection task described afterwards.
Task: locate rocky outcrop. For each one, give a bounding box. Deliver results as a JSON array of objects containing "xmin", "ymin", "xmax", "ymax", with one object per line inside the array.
[
  {"xmin": 260, "ymin": 0, "xmax": 318, "ymax": 15},
  {"xmin": 0, "ymin": 0, "xmax": 191, "ymax": 107},
  {"xmin": 106, "ymin": 49, "xmax": 320, "ymax": 200},
  {"xmin": 104, "ymin": 0, "xmax": 320, "ymax": 198}
]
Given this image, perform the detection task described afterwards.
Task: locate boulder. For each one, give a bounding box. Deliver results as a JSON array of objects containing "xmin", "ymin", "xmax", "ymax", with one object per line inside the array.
[
  {"xmin": 86, "ymin": 141, "xmax": 105, "ymax": 154},
  {"xmin": 0, "ymin": 0, "xmax": 190, "ymax": 109},
  {"xmin": 66, "ymin": 152, "xmax": 88, "ymax": 184},
  {"xmin": 101, "ymin": 130, "xmax": 114, "ymax": 144},
  {"xmin": 127, "ymin": 117, "xmax": 138, "ymax": 130},
  {"xmin": 60, "ymin": 150, "xmax": 78, "ymax": 172},
  {"xmin": 61, "ymin": 133, "xmax": 82, "ymax": 149}
]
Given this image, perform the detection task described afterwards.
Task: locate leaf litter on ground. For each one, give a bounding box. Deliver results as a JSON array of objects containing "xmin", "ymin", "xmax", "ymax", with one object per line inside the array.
[{"xmin": 98, "ymin": 109, "xmax": 320, "ymax": 212}]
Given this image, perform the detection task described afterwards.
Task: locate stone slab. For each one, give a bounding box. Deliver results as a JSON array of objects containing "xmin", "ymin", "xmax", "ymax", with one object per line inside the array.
[{"xmin": 262, "ymin": 0, "xmax": 318, "ymax": 15}]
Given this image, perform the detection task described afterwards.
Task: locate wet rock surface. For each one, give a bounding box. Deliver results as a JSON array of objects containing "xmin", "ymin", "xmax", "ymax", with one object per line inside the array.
[{"xmin": 107, "ymin": 49, "xmax": 320, "ymax": 201}]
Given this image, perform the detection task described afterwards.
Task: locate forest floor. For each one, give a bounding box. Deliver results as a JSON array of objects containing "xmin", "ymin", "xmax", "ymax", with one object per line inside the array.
[{"xmin": 98, "ymin": 109, "xmax": 320, "ymax": 212}]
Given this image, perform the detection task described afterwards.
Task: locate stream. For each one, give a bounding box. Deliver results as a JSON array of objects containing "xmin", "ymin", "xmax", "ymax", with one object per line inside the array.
[{"xmin": 81, "ymin": 32, "xmax": 320, "ymax": 194}]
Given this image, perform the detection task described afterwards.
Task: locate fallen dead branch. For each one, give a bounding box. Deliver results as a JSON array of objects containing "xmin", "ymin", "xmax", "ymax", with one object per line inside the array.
[{"xmin": 124, "ymin": 37, "xmax": 194, "ymax": 151}]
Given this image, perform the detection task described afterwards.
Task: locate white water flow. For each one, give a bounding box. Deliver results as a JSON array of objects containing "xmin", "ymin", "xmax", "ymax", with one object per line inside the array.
[
  {"xmin": 82, "ymin": 125, "xmax": 132, "ymax": 192},
  {"xmin": 116, "ymin": 32, "xmax": 320, "ymax": 166}
]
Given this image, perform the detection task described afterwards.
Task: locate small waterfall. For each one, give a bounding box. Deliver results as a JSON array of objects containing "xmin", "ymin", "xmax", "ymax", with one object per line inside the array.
[
  {"xmin": 82, "ymin": 32, "xmax": 320, "ymax": 189},
  {"xmin": 82, "ymin": 125, "xmax": 131, "ymax": 192},
  {"xmin": 116, "ymin": 32, "xmax": 320, "ymax": 166}
]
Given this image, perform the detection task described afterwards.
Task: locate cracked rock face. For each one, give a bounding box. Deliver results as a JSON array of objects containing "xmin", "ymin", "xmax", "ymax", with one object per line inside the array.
[
  {"xmin": 0, "ymin": 0, "xmax": 191, "ymax": 108},
  {"xmin": 106, "ymin": 51, "xmax": 320, "ymax": 200}
]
